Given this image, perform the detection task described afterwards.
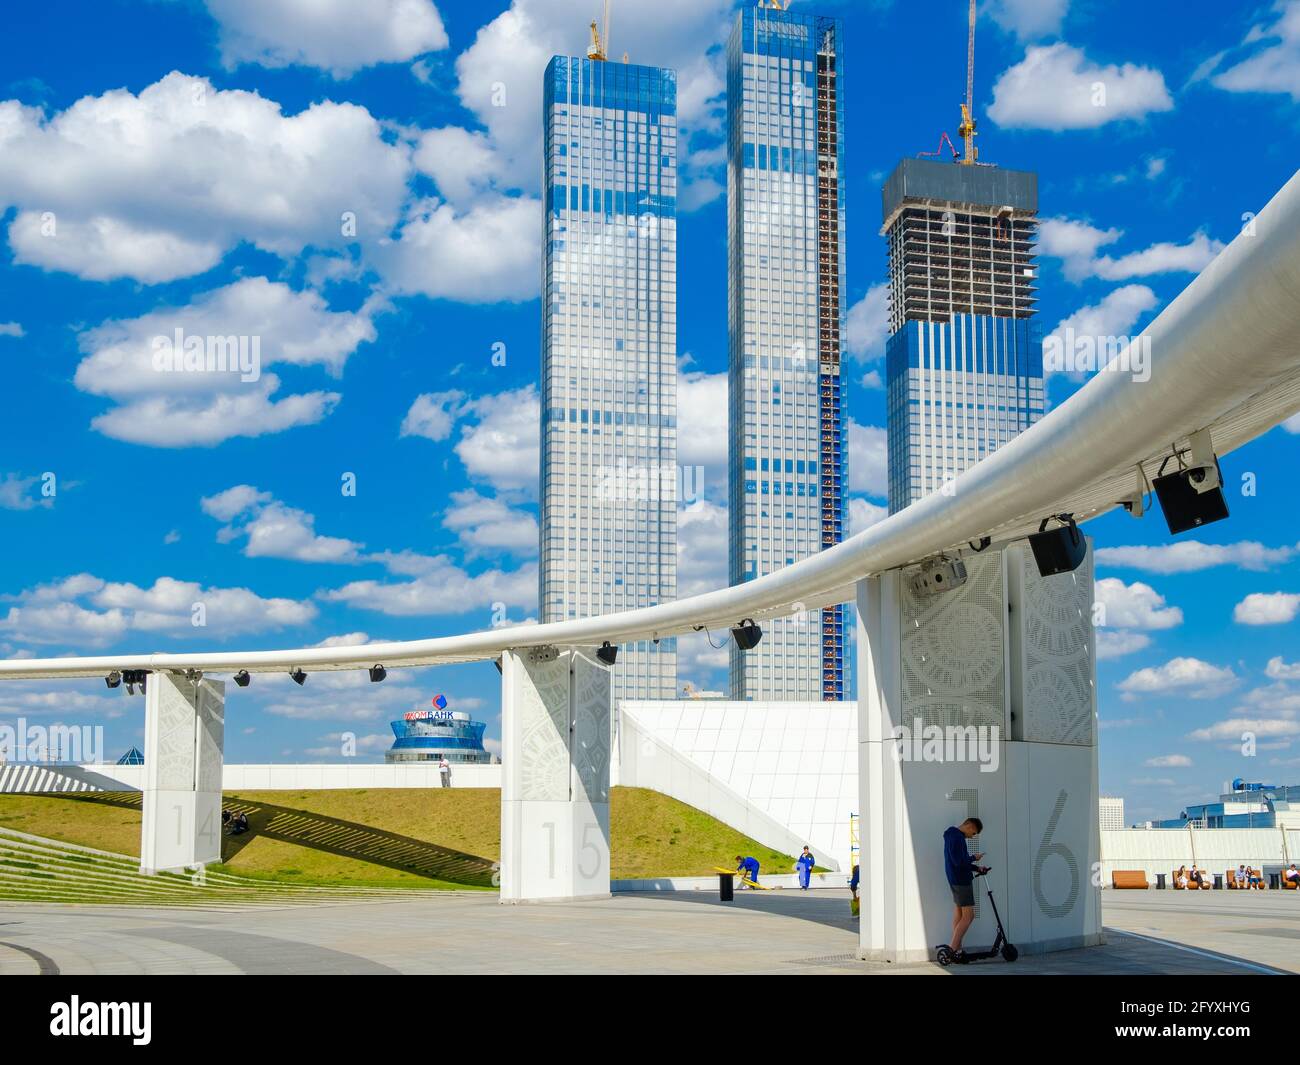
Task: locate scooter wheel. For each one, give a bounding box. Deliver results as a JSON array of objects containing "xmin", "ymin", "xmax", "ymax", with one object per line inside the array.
[
  {"xmin": 936, "ymin": 946, "xmax": 953, "ymax": 966},
  {"xmin": 1001, "ymin": 943, "xmax": 1019, "ymax": 962}
]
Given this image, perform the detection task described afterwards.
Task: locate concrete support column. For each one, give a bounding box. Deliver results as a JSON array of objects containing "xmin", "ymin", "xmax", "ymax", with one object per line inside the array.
[
  {"xmin": 856, "ymin": 547, "xmax": 1102, "ymax": 963},
  {"xmin": 499, "ymin": 647, "xmax": 611, "ymax": 903},
  {"xmin": 140, "ymin": 671, "xmax": 224, "ymax": 875}
]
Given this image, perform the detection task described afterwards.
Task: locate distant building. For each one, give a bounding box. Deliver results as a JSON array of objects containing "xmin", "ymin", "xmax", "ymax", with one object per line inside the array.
[
  {"xmin": 881, "ymin": 157, "xmax": 1044, "ymax": 512},
  {"xmin": 539, "ymin": 52, "xmax": 679, "ymax": 703},
  {"xmin": 1152, "ymin": 780, "xmax": 1300, "ymax": 830},
  {"xmin": 386, "ymin": 703, "xmax": 493, "ymax": 765},
  {"xmin": 116, "ymin": 747, "xmax": 144, "ymax": 766},
  {"xmin": 1098, "ymin": 795, "xmax": 1125, "ymax": 831},
  {"xmin": 726, "ymin": 4, "xmax": 848, "ymax": 701}
]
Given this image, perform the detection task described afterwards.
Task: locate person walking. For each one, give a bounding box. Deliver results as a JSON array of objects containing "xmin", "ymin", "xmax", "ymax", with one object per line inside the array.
[
  {"xmin": 795, "ymin": 846, "xmax": 815, "ymax": 890},
  {"xmin": 942, "ymin": 817, "xmax": 988, "ymax": 961},
  {"xmin": 439, "ymin": 756, "xmax": 452, "ymax": 788}
]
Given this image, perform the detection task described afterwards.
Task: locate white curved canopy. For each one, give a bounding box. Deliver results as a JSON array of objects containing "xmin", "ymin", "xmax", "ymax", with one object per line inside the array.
[{"xmin": 5, "ymin": 171, "xmax": 1300, "ymax": 682}]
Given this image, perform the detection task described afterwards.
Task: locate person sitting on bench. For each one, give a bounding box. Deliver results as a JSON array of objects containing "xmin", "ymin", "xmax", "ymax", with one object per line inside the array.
[
  {"xmin": 1175, "ymin": 865, "xmax": 1189, "ymax": 889},
  {"xmin": 735, "ymin": 855, "xmax": 760, "ymax": 888},
  {"xmin": 230, "ymin": 812, "xmax": 249, "ymax": 836},
  {"xmin": 1285, "ymin": 865, "xmax": 1300, "ymax": 886}
]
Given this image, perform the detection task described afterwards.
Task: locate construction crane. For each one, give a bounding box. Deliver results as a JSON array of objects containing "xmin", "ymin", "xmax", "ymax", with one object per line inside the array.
[
  {"xmin": 587, "ymin": 0, "xmax": 610, "ymax": 61},
  {"xmin": 957, "ymin": 0, "xmax": 978, "ymax": 165}
]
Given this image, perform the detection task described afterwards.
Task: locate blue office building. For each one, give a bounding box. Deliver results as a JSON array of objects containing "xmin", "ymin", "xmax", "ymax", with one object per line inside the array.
[
  {"xmin": 882, "ymin": 158, "xmax": 1044, "ymax": 511},
  {"xmin": 540, "ymin": 54, "xmax": 678, "ymax": 703},
  {"xmin": 726, "ymin": 5, "xmax": 848, "ymax": 701},
  {"xmin": 386, "ymin": 708, "xmax": 492, "ymax": 765}
]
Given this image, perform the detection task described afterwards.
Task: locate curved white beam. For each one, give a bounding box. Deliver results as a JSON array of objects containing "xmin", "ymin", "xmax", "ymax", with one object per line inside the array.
[{"xmin": 5, "ymin": 171, "xmax": 1300, "ymax": 682}]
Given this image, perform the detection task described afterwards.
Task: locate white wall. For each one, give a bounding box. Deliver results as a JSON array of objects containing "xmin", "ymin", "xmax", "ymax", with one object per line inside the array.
[
  {"xmin": 615, "ymin": 700, "xmax": 858, "ymax": 871},
  {"xmin": 1101, "ymin": 827, "xmax": 1300, "ymax": 882},
  {"xmin": 0, "ymin": 761, "xmax": 503, "ymax": 793}
]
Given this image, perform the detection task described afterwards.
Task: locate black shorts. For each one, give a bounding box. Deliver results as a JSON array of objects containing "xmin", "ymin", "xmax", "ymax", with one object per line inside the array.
[{"xmin": 950, "ymin": 882, "xmax": 975, "ymax": 907}]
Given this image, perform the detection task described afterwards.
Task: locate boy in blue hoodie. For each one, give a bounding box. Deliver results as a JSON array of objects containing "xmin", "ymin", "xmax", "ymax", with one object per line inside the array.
[{"xmin": 943, "ymin": 818, "xmax": 988, "ymax": 959}]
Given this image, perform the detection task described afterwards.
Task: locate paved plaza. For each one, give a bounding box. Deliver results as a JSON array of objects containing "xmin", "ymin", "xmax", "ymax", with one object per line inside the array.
[{"xmin": 0, "ymin": 888, "xmax": 1293, "ymax": 976}]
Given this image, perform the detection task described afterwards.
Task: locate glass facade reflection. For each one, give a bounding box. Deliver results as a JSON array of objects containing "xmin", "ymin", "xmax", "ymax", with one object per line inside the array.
[
  {"xmin": 727, "ymin": 7, "xmax": 848, "ymax": 701},
  {"xmin": 540, "ymin": 56, "xmax": 678, "ymax": 702}
]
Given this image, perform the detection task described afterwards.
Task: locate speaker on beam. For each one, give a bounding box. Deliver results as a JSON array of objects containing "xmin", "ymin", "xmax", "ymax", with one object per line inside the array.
[
  {"xmin": 1152, "ymin": 465, "xmax": 1230, "ymax": 535},
  {"xmin": 1028, "ymin": 517, "xmax": 1087, "ymax": 577}
]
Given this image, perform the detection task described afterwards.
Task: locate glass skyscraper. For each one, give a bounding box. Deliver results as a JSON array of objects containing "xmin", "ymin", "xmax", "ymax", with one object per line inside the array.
[
  {"xmin": 882, "ymin": 158, "xmax": 1045, "ymax": 511},
  {"xmin": 540, "ymin": 55, "xmax": 678, "ymax": 702},
  {"xmin": 726, "ymin": 6, "xmax": 847, "ymax": 701}
]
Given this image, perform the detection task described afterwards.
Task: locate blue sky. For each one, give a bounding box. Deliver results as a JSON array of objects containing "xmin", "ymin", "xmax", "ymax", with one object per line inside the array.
[{"xmin": 0, "ymin": 0, "xmax": 1297, "ymax": 823}]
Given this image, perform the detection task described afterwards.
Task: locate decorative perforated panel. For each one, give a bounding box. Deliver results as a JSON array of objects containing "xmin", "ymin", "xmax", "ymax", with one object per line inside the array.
[
  {"xmin": 516, "ymin": 655, "xmax": 571, "ymax": 802},
  {"xmin": 1019, "ymin": 545, "xmax": 1095, "ymax": 745},
  {"xmin": 899, "ymin": 550, "xmax": 1006, "ymax": 731}
]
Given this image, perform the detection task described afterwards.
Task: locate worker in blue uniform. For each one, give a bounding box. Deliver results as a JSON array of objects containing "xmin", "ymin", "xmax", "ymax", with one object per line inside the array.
[
  {"xmin": 735, "ymin": 854, "xmax": 760, "ymax": 887},
  {"xmin": 795, "ymin": 846, "xmax": 815, "ymax": 889}
]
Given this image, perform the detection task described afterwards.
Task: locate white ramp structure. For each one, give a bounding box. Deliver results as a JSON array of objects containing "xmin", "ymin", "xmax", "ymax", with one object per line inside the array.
[{"xmin": 2, "ymin": 172, "xmax": 1299, "ymax": 951}]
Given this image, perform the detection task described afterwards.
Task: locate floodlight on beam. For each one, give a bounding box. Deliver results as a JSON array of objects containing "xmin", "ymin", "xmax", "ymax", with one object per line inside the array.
[
  {"xmin": 233, "ymin": 670, "xmax": 251, "ymax": 688},
  {"xmin": 289, "ymin": 668, "xmax": 307, "ymax": 686},
  {"xmin": 368, "ymin": 665, "xmax": 387, "ymax": 683},
  {"xmin": 105, "ymin": 671, "xmax": 121, "ymax": 690},
  {"xmin": 730, "ymin": 619, "xmax": 763, "ymax": 651},
  {"xmin": 1152, "ymin": 431, "xmax": 1229, "ymax": 535},
  {"xmin": 596, "ymin": 641, "xmax": 618, "ymax": 666}
]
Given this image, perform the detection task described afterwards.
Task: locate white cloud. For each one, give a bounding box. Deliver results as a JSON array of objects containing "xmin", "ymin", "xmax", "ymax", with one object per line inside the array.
[
  {"xmin": 204, "ymin": 0, "xmax": 448, "ymax": 77},
  {"xmin": 1046, "ymin": 285, "xmax": 1158, "ymax": 367},
  {"xmin": 1234, "ymin": 592, "xmax": 1300, "ymax": 626},
  {"xmin": 202, "ymin": 486, "xmax": 377, "ymax": 565},
  {"xmin": 1095, "ymin": 577, "xmax": 1183, "ymax": 630},
  {"xmin": 1212, "ymin": 1, "xmax": 1300, "ymax": 101},
  {"xmin": 844, "ymin": 284, "xmax": 889, "ymax": 362},
  {"xmin": 0, "ymin": 473, "xmax": 52, "ymax": 512},
  {"xmin": 320, "ymin": 559, "xmax": 537, "ymax": 617},
  {"xmin": 1118, "ymin": 656, "xmax": 1237, "ymax": 700},
  {"xmin": 1092, "ymin": 233, "xmax": 1224, "ymax": 281},
  {"xmin": 850, "ymin": 497, "xmax": 888, "ymax": 536},
  {"xmin": 0, "ymin": 73, "xmax": 409, "ymax": 283},
  {"xmin": 1038, "ymin": 217, "xmax": 1222, "ymax": 282},
  {"xmin": 412, "ymin": 127, "xmax": 502, "ymax": 205},
  {"xmin": 987, "ymin": 0, "xmax": 1070, "ymax": 41},
  {"xmin": 1266, "ymin": 656, "xmax": 1300, "ymax": 681},
  {"xmin": 442, "ymin": 489, "xmax": 538, "ymax": 556},
  {"xmin": 988, "ymin": 43, "xmax": 1173, "ymax": 130},
  {"xmin": 1096, "ymin": 541, "xmax": 1297, "ymax": 574},
  {"xmin": 401, "ymin": 390, "xmax": 468, "ymax": 442},
  {"xmin": 0, "ymin": 573, "xmax": 315, "ymax": 647},
  {"xmin": 0, "ymin": 321, "xmax": 25, "ymax": 337},
  {"xmin": 849, "ymin": 422, "xmax": 887, "ymax": 498},
  {"xmin": 73, "ymin": 278, "xmax": 378, "ymax": 447},
  {"xmin": 677, "ymin": 499, "xmax": 728, "ymax": 598},
  {"xmin": 1144, "ymin": 754, "xmax": 1192, "ymax": 768},
  {"xmin": 1189, "ymin": 718, "xmax": 1300, "ymax": 742},
  {"xmin": 453, "ymin": 386, "xmax": 540, "ymax": 496},
  {"xmin": 1096, "ymin": 630, "xmax": 1152, "ymax": 661},
  {"xmin": 377, "ymin": 195, "xmax": 541, "ymax": 303},
  {"xmin": 450, "ymin": 0, "xmax": 733, "ymax": 188},
  {"xmin": 677, "ymin": 370, "xmax": 728, "ymax": 494}
]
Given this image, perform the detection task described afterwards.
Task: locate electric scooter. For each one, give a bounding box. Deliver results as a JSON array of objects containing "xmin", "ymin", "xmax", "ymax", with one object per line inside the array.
[{"xmin": 936, "ymin": 870, "xmax": 1018, "ymax": 965}]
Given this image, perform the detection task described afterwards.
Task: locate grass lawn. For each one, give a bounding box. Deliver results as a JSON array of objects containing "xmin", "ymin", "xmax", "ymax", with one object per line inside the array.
[{"xmin": 0, "ymin": 787, "xmax": 805, "ymax": 888}]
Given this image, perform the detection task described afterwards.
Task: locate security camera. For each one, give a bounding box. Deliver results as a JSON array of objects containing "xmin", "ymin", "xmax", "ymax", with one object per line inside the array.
[
  {"xmin": 1184, "ymin": 427, "xmax": 1222, "ymax": 495},
  {"xmin": 910, "ymin": 556, "xmax": 968, "ymax": 596}
]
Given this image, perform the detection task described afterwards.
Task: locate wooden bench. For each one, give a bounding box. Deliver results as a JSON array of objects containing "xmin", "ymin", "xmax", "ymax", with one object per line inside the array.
[
  {"xmin": 1112, "ymin": 870, "xmax": 1149, "ymax": 889},
  {"xmin": 1228, "ymin": 869, "xmax": 1266, "ymax": 890},
  {"xmin": 1282, "ymin": 870, "xmax": 1300, "ymax": 890},
  {"xmin": 1173, "ymin": 870, "xmax": 1212, "ymax": 890}
]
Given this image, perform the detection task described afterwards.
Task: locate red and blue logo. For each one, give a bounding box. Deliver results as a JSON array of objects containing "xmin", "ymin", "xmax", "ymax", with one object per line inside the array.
[{"xmin": 432, "ymin": 694, "xmax": 448, "ymax": 709}]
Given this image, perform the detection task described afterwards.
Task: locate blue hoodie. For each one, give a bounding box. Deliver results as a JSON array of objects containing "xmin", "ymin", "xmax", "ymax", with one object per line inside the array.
[{"xmin": 943, "ymin": 826, "xmax": 979, "ymax": 886}]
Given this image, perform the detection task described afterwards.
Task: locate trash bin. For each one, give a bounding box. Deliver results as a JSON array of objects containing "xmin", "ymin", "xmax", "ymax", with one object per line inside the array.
[
  {"xmin": 1214, "ymin": 873, "xmax": 1223, "ymax": 890},
  {"xmin": 719, "ymin": 872, "xmax": 734, "ymax": 902},
  {"xmin": 1155, "ymin": 872, "xmax": 1166, "ymax": 889},
  {"xmin": 1270, "ymin": 872, "xmax": 1281, "ymax": 890}
]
